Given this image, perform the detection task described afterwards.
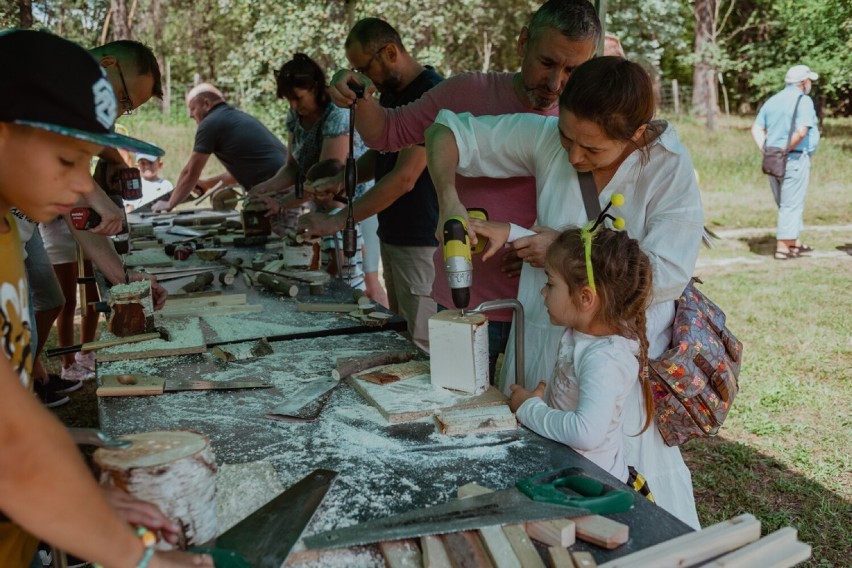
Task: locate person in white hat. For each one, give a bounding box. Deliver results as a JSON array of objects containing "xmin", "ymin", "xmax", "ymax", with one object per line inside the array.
[
  {"xmin": 751, "ymin": 65, "xmax": 821, "ymax": 260},
  {"xmin": 126, "ymin": 153, "xmax": 174, "ymax": 212}
]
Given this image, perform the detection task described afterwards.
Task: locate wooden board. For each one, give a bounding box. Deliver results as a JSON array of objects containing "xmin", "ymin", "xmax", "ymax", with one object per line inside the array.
[
  {"xmin": 160, "ymin": 303, "xmax": 263, "ymax": 318},
  {"xmin": 435, "ymin": 405, "xmax": 518, "ymax": 436},
  {"xmin": 165, "ymin": 294, "xmax": 248, "ymax": 309},
  {"xmin": 124, "ymin": 249, "xmax": 173, "ymax": 268},
  {"xmin": 297, "ymin": 302, "xmax": 360, "ymax": 313},
  {"xmin": 97, "ymin": 317, "xmax": 206, "ymax": 362},
  {"xmin": 574, "ymin": 515, "xmax": 629, "ymax": 549},
  {"xmin": 348, "ymin": 373, "xmax": 507, "ymax": 424},
  {"xmin": 380, "ymin": 540, "xmax": 422, "ymax": 568}
]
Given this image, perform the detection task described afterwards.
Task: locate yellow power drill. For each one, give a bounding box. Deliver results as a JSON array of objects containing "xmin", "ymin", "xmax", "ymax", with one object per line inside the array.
[{"xmin": 442, "ymin": 209, "xmax": 487, "ymax": 310}]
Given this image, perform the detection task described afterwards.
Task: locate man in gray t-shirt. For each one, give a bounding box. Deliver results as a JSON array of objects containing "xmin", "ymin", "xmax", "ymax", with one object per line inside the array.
[{"xmin": 154, "ymin": 83, "xmax": 286, "ymax": 212}]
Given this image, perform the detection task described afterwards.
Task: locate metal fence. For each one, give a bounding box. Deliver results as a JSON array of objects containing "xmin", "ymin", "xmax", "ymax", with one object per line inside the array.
[{"xmin": 657, "ymin": 79, "xmax": 694, "ymax": 115}]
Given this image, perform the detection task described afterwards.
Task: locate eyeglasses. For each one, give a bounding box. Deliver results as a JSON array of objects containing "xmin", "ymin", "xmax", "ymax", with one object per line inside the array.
[
  {"xmin": 353, "ymin": 45, "xmax": 389, "ymax": 74},
  {"xmin": 115, "ymin": 61, "xmax": 134, "ymax": 116}
]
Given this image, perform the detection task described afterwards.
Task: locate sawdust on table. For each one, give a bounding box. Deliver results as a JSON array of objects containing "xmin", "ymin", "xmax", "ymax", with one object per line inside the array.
[
  {"xmin": 97, "ymin": 332, "xmax": 532, "ymax": 568},
  {"xmin": 97, "ymin": 317, "xmax": 204, "ymax": 355}
]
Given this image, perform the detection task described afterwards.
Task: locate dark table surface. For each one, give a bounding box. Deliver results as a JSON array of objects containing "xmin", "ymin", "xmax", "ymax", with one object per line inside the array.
[{"xmin": 97, "ymin": 331, "xmax": 691, "ymax": 566}]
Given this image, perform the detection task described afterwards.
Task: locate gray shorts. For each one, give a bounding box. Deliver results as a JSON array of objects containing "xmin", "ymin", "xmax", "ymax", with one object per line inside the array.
[{"xmin": 24, "ymin": 229, "xmax": 65, "ymax": 312}]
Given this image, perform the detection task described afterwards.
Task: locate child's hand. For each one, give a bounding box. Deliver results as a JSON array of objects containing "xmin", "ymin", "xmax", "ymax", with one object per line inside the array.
[
  {"xmin": 469, "ymin": 219, "xmax": 510, "ymax": 261},
  {"xmin": 508, "ymin": 381, "xmax": 546, "ymax": 412}
]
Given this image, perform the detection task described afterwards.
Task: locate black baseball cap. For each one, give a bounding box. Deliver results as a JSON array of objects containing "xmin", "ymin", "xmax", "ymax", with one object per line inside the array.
[{"xmin": 0, "ymin": 29, "xmax": 164, "ymax": 156}]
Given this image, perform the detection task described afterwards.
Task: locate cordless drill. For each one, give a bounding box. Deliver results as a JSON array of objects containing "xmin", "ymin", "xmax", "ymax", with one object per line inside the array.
[{"xmin": 442, "ymin": 216, "xmax": 473, "ymax": 310}]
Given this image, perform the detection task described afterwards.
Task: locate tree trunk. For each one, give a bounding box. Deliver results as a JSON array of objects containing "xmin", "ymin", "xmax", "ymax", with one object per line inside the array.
[
  {"xmin": 692, "ymin": 0, "xmax": 718, "ymax": 129},
  {"xmin": 17, "ymin": 0, "xmax": 33, "ymax": 28},
  {"xmin": 110, "ymin": 0, "xmax": 131, "ymax": 39}
]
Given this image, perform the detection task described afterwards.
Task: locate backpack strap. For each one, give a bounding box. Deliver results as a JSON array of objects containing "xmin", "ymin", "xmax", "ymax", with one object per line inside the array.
[{"xmin": 577, "ymin": 171, "xmax": 601, "ymax": 221}]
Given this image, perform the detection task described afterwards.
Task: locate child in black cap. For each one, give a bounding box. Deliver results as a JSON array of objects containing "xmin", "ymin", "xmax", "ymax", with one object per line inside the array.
[{"xmin": 0, "ymin": 29, "xmax": 213, "ymax": 568}]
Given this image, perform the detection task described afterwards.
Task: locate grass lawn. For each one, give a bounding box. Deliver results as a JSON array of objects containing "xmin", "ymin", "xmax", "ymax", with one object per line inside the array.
[{"xmin": 49, "ymin": 113, "xmax": 850, "ymax": 565}]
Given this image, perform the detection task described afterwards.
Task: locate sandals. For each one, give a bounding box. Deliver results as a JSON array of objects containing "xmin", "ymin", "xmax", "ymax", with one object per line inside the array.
[
  {"xmin": 791, "ymin": 244, "xmax": 814, "ymax": 254},
  {"xmin": 774, "ymin": 250, "xmax": 800, "ymax": 261}
]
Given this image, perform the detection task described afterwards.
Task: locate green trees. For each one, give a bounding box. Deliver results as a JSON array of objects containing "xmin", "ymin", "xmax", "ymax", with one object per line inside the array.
[{"xmin": 6, "ymin": 0, "xmax": 850, "ymax": 116}]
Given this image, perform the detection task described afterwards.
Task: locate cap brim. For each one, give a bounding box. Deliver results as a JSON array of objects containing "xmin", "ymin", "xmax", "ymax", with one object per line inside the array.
[
  {"xmin": 15, "ymin": 120, "xmax": 165, "ymax": 157},
  {"xmin": 808, "ymin": 72, "xmax": 819, "ymax": 81}
]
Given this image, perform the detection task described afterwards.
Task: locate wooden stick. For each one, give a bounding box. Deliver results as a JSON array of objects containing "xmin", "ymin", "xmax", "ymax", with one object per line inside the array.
[
  {"xmin": 442, "ymin": 531, "xmax": 495, "ymax": 568},
  {"xmin": 165, "ymin": 294, "xmax": 247, "ymax": 309},
  {"xmin": 598, "ymin": 514, "xmax": 761, "ymax": 568},
  {"xmin": 573, "ymin": 515, "xmax": 628, "ymax": 549},
  {"xmin": 701, "ymin": 527, "xmax": 810, "ymax": 568},
  {"xmin": 159, "ymin": 304, "xmax": 263, "ymax": 318},
  {"xmin": 332, "ymin": 350, "xmax": 420, "ymax": 380},
  {"xmin": 296, "ymin": 302, "xmax": 360, "ymax": 313},
  {"xmin": 379, "ymin": 539, "xmax": 422, "ymax": 568},
  {"xmin": 421, "ymin": 535, "xmax": 452, "ymax": 568}
]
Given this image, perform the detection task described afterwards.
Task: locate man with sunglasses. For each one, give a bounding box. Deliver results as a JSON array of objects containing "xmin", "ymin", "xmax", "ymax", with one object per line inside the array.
[
  {"xmin": 299, "ymin": 18, "xmax": 443, "ymax": 350},
  {"xmin": 328, "ymin": 0, "xmax": 600, "ymax": 375}
]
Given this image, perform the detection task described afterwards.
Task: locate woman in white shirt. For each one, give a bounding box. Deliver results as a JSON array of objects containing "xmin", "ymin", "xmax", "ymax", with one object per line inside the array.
[{"xmin": 425, "ymin": 56, "xmax": 704, "ymax": 529}]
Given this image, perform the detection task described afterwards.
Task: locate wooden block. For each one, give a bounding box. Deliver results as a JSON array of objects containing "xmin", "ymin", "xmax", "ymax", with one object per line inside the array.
[
  {"xmin": 428, "ymin": 310, "xmax": 489, "ymax": 394},
  {"xmin": 502, "ymin": 525, "xmax": 546, "ymax": 568},
  {"xmin": 442, "ymin": 531, "xmax": 495, "ymax": 568},
  {"xmin": 166, "ymin": 294, "xmax": 247, "ymax": 309},
  {"xmin": 597, "ymin": 513, "xmax": 760, "ymax": 568},
  {"xmin": 360, "ymin": 360, "xmax": 431, "ymax": 385},
  {"xmin": 526, "ymin": 517, "xmax": 575, "ymax": 548},
  {"xmin": 435, "ymin": 404, "xmax": 518, "ymax": 435},
  {"xmin": 547, "ymin": 547, "xmax": 573, "ymax": 568},
  {"xmin": 570, "ymin": 551, "xmax": 596, "ymax": 567},
  {"xmin": 296, "ymin": 302, "xmax": 360, "ymax": 313},
  {"xmin": 380, "ymin": 539, "xmax": 422, "ymax": 568},
  {"xmin": 701, "ymin": 527, "xmax": 810, "ymax": 568},
  {"xmin": 421, "ymin": 535, "xmax": 452, "ymax": 568},
  {"xmin": 108, "ymin": 280, "xmax": 155, "ymax": 337},
  {"xmin": 574, "ymin": 516, "xmax": 628, "ymax": 549}
]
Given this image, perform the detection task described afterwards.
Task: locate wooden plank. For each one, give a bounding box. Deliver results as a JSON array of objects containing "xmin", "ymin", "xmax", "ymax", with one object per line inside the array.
[
  {"xmin": 570, "ymin": 551, "xmax": 597, "ymax": 568},
  {"xmin": 97, "ymin": 374, "xmax": 166, "ymax": 397},
  {"xmin": 80, "ymin": 332, "xmax": 161, "ymax": 352},
  {"xmin": 348, "ymin": 374, "xmax": 507, "ymax": 424},
  {"xmin": 380, "ymin": 539, "xmax": 423, "ymax": 568},
  {"xmin": 547, "ymin": 547, "xmax": 573, "ymax": 568},
  {"xmin": 296, "ymin": 302, "xmax": 360, "ymax": 313},
  {"xmin": 165, "ymin": 293, "xmax": 248, "ymax": 309},
  {"xmin": 435, "ymin": 405, "xmax": 518, "ymax": 436},
  {"xmin": 421, "ymin": 535, "xmax": 452, "ymax": 568},
  {"xmin": 442, "ymin": 531, "xmax": 495, "ymax": 568},
  {"xmin": 701, "ymin": 527, "xmax": 810, "ymax": 568},
  {"xmin": 97, "ymin": 317, "xmax": 207, "ymax": 362},
  {"xmin": 160, "ymin": 303, "xmax": 263, "ymax": 318},
  {"xmin": 598, "ymin": 514, "xmax": 761, "ymax": 568},
  {"xmin": 574, "ymin": 516, "xmax": 629, "ymax": 549}
]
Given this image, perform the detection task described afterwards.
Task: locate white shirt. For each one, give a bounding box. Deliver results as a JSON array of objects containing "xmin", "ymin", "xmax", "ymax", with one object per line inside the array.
[
  {"xmin": 435, "ymin": 110, "xmax": 705, "ymax": 388},
  {"xmin": 517, "ymin": 330, "xmax": 638, "ymax": 482}
]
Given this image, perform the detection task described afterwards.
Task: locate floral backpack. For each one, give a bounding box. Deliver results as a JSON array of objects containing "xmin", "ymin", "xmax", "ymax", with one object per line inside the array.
[{"xmin": 649, "ymin": 278, "xmax": 743, "ymax": 446}]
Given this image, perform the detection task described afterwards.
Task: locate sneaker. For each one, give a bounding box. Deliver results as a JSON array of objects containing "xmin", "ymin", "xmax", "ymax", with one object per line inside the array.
[
  {"xmin": 34, "ymin": 381, "xmax": 70, "ymax": 408},
  {"xmin": 45, "ymin": 372, "xmax": 83, "ymax": 394},
  {"xmin": 75, "ymin": 350, "xmax": 96, "ymax": 372},
  {"xmin": 62, "ymin": 362, "xmax": 95, "ymax": 382}
]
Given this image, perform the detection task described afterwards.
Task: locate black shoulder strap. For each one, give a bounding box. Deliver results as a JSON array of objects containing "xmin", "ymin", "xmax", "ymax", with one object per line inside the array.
[
  {"xmin": 578, "ymin": 171, "xmax": 601, "ymax": 221},
  {"xmin": 784, "ymin": 95, "xmax": 804, "ymax": 151}
]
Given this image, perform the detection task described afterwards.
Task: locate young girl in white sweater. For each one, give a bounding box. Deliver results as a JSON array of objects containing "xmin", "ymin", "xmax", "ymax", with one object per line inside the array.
[{"xmin": 508, "ymin": 224, "xmax": 655, "ymax": 491}]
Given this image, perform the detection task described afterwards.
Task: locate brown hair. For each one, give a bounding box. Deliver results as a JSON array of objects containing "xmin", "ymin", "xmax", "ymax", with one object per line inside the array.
[
  {"xmin": 559, "ymin": 56, "xmax": 662, "ymax": 163},
  {"xmin": 275, "ymin": 53, "xmax": 330, "ymax": 109},
  {"xmin": 546, "ymin": 227, "xmax": 655, "ymax": 434}
]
